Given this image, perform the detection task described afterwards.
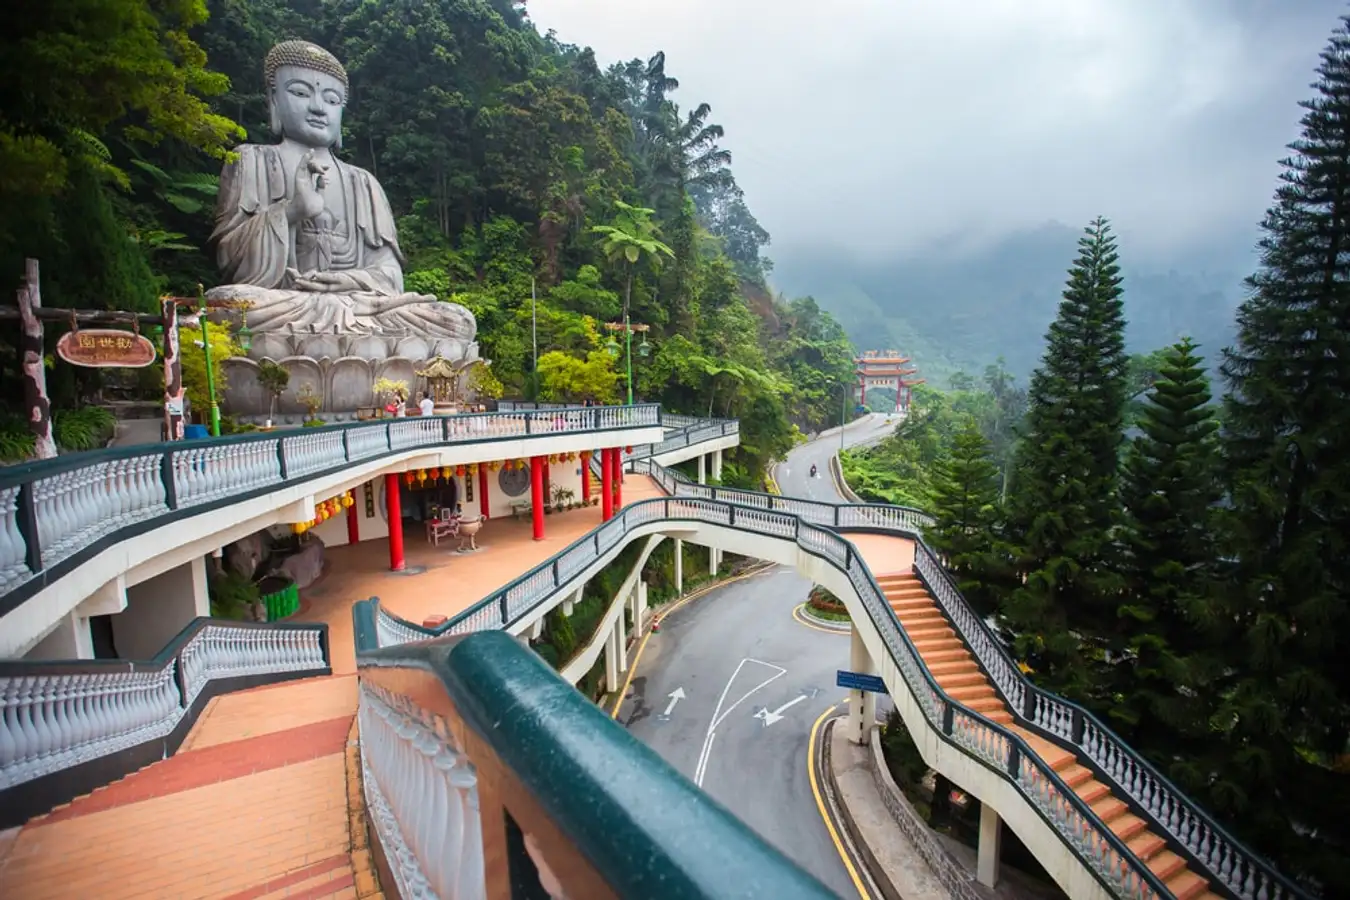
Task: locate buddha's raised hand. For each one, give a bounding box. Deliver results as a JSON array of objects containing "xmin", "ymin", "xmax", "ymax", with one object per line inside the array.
[{"xmin": 288, "ymin": 150, "xmax": 326, "ymax": 224}]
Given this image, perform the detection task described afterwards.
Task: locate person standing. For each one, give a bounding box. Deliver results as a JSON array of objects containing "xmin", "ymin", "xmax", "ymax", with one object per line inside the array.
[{"xmin": 418, "ymin": 391, "xmax": 435, "ymax": 417}]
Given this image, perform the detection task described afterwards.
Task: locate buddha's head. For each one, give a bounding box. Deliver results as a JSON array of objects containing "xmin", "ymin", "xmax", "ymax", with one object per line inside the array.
[{"xmin": 264, "ymin": 41, "xmax": 348, "ymax": 149}]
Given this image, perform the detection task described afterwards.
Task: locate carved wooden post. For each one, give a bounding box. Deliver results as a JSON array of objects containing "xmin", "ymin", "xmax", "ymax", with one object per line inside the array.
[
  {"xmin": 17, "ymin": 259, "xmax": 56, "ymax": 459},
  {"xmin": 162, "ymin": 297, "xmax": 185, "ymax": 441}
]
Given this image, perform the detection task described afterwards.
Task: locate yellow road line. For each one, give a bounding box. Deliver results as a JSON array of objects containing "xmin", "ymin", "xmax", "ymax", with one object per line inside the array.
[
  {"xmin": 792, "ymin": 603, "xmax": 850, "ymax": 635},
  {"xmin": 609, "ymin": 563, "xmax": 774, "ymax": 719},
  {"xmin": 808, "ymin": 702, "xmax": 871, "ymax": 900}
]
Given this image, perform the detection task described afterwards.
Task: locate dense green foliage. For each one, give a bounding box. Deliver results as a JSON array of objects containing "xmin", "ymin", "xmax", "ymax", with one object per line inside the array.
[
  {"xmin": 923, "ymin": 419, "xmax": 1002, "ymax": 618},
  {"xmin": 0, "ymin": 0, "xmax": 853, "ymax": 478}
]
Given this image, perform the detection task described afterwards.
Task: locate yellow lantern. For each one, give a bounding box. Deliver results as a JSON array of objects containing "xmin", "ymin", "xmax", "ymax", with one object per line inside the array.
[
  {"xmin": 342, "ymin": 494, "xmax": 354, "ymax": 509},
  {"xmin": 417, "ymin": 468, "xmax": 427, "ymax": 484},
  {"xmin": 292, "ymin": 522, "xmax": 306, "ymax": 534},
  {"xmin": 469, "ymin": 463, "xmax": 478, "ymax": 475}
]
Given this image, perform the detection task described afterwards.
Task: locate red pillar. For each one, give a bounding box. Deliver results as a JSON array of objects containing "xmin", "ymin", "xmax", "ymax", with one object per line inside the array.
[
  {"xmin": 612, "ymin": 446, "xmax": 623, "ymax": 510},
  {"xmin": 581, "ymin": 451, "xmax": 592, "ymax": 505},
  {"xmin": 478, "ymin": 464, "xmax": 490, "ymax": 519},
  {"xmin": 346, "ymin": 491, "xmax": 360, "ymax": 545},
  {"xmin": 385, "ymin": 473, "xmax": 405, "ymax": 571},
  {"xmin": 530, "ymin": 455, "xmax": 545, "ymax": 541},
  {"xmin": 601, "ymin": 448, "xmax": 614, "ymax": 521}
]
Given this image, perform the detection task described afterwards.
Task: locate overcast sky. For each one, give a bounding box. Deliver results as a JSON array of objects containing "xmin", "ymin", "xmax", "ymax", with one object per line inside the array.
[{"xmin": 529, "ymin": 0, "xmax": 1346, "ymax": 265}]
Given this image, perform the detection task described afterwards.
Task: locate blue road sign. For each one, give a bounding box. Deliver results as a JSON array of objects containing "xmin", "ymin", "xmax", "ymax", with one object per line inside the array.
[{"xmin": 836, "ymin": 670, "xmax": 888, "ymax": 695}]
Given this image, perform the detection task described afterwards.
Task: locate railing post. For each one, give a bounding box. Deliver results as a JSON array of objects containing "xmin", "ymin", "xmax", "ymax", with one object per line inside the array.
[
  {"xmin": 1071, "ymin": 709, "xmax": 1084, "ymax": 745},
  {"xmin": 385, "ymin": 422, "xmax": 392, "ymax": 449},
  {"xmin": 498, "ymin": 593, "xmax": 509, "ymax": 624},
  {"xmin": 276, "ymin": 438, "xmax": 288, "ymax": 480},
  {"xmin": 942, "ymin": 702, "xmax": 954, "ymax": 735},
  {"xmin": 729, "ymin": 506, "xmax": 736, "ymax": 526},
  {"xmin": 443, "ymin": 415, "xmax": 451, "ymax": 442},
  {"xmin": 526, "ymin": 413, "xmax": 532, "ymax": 435},
  {"xmin": 1023, "ymin": 690, "xmax": 1036, "ymax": 720},
  {"xmin": 16, "ymin": 481, "xmax": 42, "ymax": 573},
  {"xmin": 553, "ymin": 559, "xmax": 560, "ymax": 586},
  {"xmin": 341, "ymin": 428, "xmax": 350, "ymax": 462},
  {"xmin": 1007, "ymin": 743, "xmax": 1021, "ymax": 778},
  {"xmin": 160, "ymin": 449, "xmax": 179, "ymax": 510}
]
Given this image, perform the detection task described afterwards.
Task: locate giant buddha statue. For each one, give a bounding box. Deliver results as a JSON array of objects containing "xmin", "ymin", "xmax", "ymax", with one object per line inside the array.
[{"xmin": 207, "ymin": 41, "xmax": 480, "ymax": 417}]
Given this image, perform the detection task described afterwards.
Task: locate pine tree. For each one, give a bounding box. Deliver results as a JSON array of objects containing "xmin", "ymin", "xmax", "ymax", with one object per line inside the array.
[
  {"xmin": 1112, "ymin": 338, "xmax": 1220, "ymax": 754},
  {"xmin": 925, "ymin": 418, "xmax": 1002, "ymax": 617},
  {"xmin": 1000, "ymin": 217, "xmax": 1129, "ymax": 700},
  {"xmin": 1210, "ymin": 15, "xmax": 1350, "ymax": 890}
]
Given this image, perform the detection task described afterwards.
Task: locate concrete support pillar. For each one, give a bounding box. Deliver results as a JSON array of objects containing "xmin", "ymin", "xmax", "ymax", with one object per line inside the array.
[
  {"xmin": 674, "ymin": 538, "xmax": 684, "ymax": 595},
  {"xmin": 697, "ymin": 453, "xmax": 706, "ymax": 484},
  {"xmin": 530, "ymin": 455, "xmax": 546, "ymax": 540},
  {"xmin": 25, "ymin": 610, "xmax": 95, "ymax": 660},
  {"xmin": 385, "ymin": 473, "xmax": 405, "ymax": 571},
  {"xmin": 614, "ymin": 615, "xmax": 628, "ymax": 671},
  {"xmin": 601, "ymin": 448, "xmax": 614, "ymax": 521},
  {"xmin": 604, "ymin": 620, "xmax": 621, "ymax": 693},
  {"xmin": 847, "ymin": 624, "xmax": 878, "ymax": 745},
  {"xmin": 977, "ymin": 803, "xmax": 1002, "ymax": 888},
  {"xmin": 612, "ymin": 447, "xmax": 623, "ymax": 509},
  {"xmin": 711, "ymin": 448, "xmax": 723, "ymax": 482},
  {"xmin": 478, "ymin": 464, "xmax": 490, "ymax": 519},
  {"xmin": 635, "ymin": 580, "xmax": 648, "ymax": 632},
  {"xmin": 529, "ymin": 617, "xmax": 545, "ymax": 641}
]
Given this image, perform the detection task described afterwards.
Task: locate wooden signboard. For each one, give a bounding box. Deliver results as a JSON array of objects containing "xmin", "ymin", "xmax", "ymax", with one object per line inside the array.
[{"xmin": 56, "ymin": 328, "xmax": 157, "ymax": 368}]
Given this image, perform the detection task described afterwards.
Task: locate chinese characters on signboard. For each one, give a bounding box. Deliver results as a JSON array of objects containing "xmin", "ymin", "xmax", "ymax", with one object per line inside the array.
[{"xmin": 56, "ymin": 329, "xmax": 157, "ymax": 369}]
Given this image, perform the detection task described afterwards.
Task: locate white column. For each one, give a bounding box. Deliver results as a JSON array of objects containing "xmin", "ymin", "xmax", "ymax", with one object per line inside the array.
[
  {"xmin": 614, "ymin": 616, "xmax": 628, "ymax": 672},
  {"xmin": 977, "ymin": 803, "xmax": 1002, "ymax": 887},
  {"xmin": 847, "ymin": 624, "xmax": 877, "ymax": 745},
  {"xmin": 190, "ymin": 555, "xmax": 210, "ymax": 617},
  {"xmin": 24, "ymin": 610, "xmax": 95, "ymax": 660},
  {"xmin": 635, "ymin": 581, "xmax": 648, "ymax": 632},
  {"xmin": 529, "ymin": 617, "xmax": 545, "ymax": 641},
  {"xmin": 709, "ymin": 544, "xmax": 717, "ymax": 576},
  {"xmin": 674, "ymin": 539, "xmax": 684, "ymax": 595},
  {"xmin": 697, "ymin": 454, "xmax": 706, "ymax": 484},
  {"xmin": 711, "ymin": 448, "xmax": 723, "ymax": 482},
  {"xmin": 562, "ymin": 584, "xmax": 582, "ymax": 616},
  {"xmin": 604, "ymin": 621, "xmax": 621, "ymax": 693}
]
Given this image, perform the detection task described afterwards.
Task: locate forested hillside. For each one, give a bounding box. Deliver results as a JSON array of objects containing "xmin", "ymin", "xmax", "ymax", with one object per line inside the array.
[{"xmin": 0, "ymin": 0, "xmax": 855, "ymax": 480}]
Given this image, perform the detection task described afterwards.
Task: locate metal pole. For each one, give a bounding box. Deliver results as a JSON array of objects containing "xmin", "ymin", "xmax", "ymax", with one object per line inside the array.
[
  {"xmin": 198, "ymin": 284, "xmax": 220, "ymax": 437},
  {"xmin": 625, "ymin": 313, "xmax": 634, "ymax": 406},
  {"xmin": 840, "ymin": 383, "xmax": 846, "ymax": 454},
  {"xmin": 531, "ymin": 276, "xmax": 538, "ymax": 400}
]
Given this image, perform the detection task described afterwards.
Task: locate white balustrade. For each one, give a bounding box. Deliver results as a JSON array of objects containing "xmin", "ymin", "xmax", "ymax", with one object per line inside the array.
[
  {"xmin": 178, "ymin": 625, "xmax": 326, "ymax": 707},
  {"xmin": 377, "ymin": 607, "xmax": 430, "ymax": 647},
  {"xmin": 359, "ymin": 681, "xmax": 485, "ymax": 900},
  {"xmin": 347, "ymin": 424, "xmax": 389, "ymax": 460},
  {"xmin": 0, "ymin": 486, "xmax": 30, "ymax": 594},
  {"xmin": 0, "ymin": 623, "xmax": 327, "ymax": 792},
  {"xmin": 282, "ymin": 430, "xmax": 346, "ymax": 479},
  {"xmin": 0, "ymin": 666, "xmax": 180, "ymax": 790}
]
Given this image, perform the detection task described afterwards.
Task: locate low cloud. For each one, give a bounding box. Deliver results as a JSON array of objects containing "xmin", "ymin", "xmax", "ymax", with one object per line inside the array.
[{"xmin": 531, "ymin": 0, "xmax": 1345, "ymax": 263}]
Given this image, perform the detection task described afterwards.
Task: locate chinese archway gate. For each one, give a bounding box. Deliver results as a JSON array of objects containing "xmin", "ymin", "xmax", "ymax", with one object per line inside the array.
[{"xmin": 854, "ymin": 349, "xmax": 924, "ymax": 415}]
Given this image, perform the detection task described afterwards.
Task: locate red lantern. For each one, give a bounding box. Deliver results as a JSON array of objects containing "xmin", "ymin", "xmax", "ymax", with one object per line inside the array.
[
  {"xmin": 456, "ymin": 465, "xmax": 466, "ymax": 477},
  {"xmin": 404, "ymin": 472, "xmax": 414, "ymax": 486},
  {"xmin": 624, "ymin": 446, "xmax": 632, "ymax": 454}
]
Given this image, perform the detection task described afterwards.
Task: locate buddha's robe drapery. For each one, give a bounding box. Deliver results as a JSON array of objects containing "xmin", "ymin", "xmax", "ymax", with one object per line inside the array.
[{"xmin": 210, "ymin": 144, "xmax": 473, "ymax": 339}]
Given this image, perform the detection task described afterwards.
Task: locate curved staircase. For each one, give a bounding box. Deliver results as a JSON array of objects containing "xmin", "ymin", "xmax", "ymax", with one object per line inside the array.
[{"xmin": 877, "ymin": 572, "xmax": 1220, "ymax": 900}]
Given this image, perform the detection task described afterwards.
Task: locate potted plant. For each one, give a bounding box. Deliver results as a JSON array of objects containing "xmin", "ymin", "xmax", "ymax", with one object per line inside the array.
[
  {"xmin": 257, "ymin": 360, "xmax": 289, "ymax": 427},
  {"xmin": 296, "ymin": 384, "xmax": 323, "ymax": 426}
]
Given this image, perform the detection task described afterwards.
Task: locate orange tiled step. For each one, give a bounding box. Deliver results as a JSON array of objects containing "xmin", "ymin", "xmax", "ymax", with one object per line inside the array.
[{"xmin": 874, "ymin": 570, "xmax": 1218, "ymax": 900}]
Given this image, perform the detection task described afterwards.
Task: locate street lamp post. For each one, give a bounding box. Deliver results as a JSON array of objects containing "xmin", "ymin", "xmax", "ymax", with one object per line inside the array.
[{"xmin": 605, "ymin": 321, "xmax": 650, "ymax": 406}]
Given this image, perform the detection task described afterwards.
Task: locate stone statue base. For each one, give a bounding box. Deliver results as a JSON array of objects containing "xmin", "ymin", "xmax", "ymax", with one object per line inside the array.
[{"xmin": 219, "ymin": 352, "xmax": 483, "ymax": 422}]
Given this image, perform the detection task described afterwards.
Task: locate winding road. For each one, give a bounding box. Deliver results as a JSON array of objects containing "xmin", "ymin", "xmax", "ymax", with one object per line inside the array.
[{"xmin": 614, "ymin": 413, "xmax": 901, "ymax": 897}]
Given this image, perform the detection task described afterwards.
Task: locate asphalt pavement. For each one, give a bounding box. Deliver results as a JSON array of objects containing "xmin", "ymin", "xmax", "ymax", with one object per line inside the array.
[{"xmin": 614, "ymin": 413, "xmax": 902, "ymax": 897}]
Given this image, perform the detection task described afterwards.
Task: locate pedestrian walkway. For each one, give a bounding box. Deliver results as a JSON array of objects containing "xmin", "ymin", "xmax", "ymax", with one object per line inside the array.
[
  {"xmin": 0, "ymin": 676, "xmax": 362, "ymax": 900},
  {"xmin": 305, "ymin": 476, "xmax": 665, "ymax": 674}
]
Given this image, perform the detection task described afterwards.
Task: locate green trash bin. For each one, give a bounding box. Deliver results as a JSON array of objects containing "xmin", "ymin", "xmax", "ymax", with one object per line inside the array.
[{"xmin": 257, "ymin": 576, "xmax": 299, "ymax": 622}]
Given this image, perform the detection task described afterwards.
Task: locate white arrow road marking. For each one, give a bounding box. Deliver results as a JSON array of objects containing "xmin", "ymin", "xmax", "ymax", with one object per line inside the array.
[
  {"xmin": 662, "ymin": 687, "xmax": 686, "ymax": 717},
  {"xmin": 754, "ymin": 694, "xmax": 808, "ymax": 727},
  {"xmin": 694, "ymin": 658, "xmax": 786, "ymax": 787}
]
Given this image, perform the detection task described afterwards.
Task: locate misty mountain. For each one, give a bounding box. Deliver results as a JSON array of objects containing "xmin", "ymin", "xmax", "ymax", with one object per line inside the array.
[{"xmin": 771, "ymin": 222, "xmax": 1252, "ymax": 387}]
